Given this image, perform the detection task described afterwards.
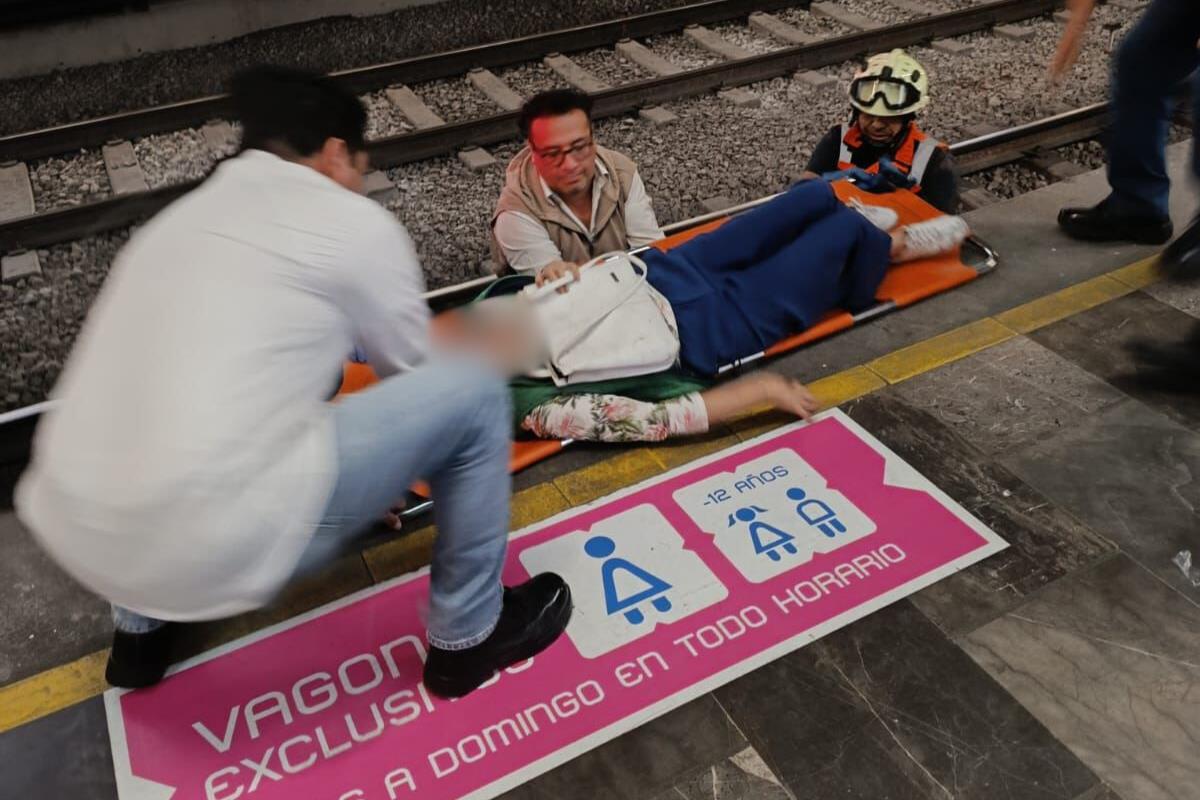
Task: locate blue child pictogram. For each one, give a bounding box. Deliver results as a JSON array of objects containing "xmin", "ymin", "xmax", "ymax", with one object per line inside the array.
[
  {"xmin": 584, "ymin": 535, "xmax": 673, "ymax": 625},
  {"xmin": 728, "ymin": 505, "xmax": 798, "ymax": 562},
  {"xmin": 786, "ymin": 487, "xmax": 847, "ymax": 538}
]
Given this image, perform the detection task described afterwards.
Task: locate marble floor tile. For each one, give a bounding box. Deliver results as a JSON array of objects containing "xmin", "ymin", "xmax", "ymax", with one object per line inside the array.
[
  {"xmin": 998, "ymin": 398, "xmax": 1200, "ymax": 596},
  {"xmin": 716, "ymin": 600, "xmax": 1102, "ymax": 800},
  {"xmin": 1143, "ymin": 278, "xmax": 1200, "ymax": 320},
  {"xmin": 650, "ymin": 746, "xmax": 795, "ymax": 800},
  {"xmin": 964, "ymin": 555, "xmax": 1200, "ymax": 800},
  {"xmin": 500, "ymin": 693, "xmax": 748, "ymax": 800},
  {"xmin": 1074, "ymin": 789, "xmax": 1126, "ymax": 800},
  {"xmin": 844, "ymin": 393, "xmax": 1115, "ymax": 637},
  {"xmin": 1028, "ymin": 292, "xmax": 1200, "ymax": 432},
  {"xmin": 0, "ymin": 511, "xmax": 110, "ymax": 685},
  {"xmin": 0, "ymin": 696, "xmax": 117, "ymax": 799},
  {"xmin": 889, "ymin": 337, "xmax": 1126, "ymax": 458}
]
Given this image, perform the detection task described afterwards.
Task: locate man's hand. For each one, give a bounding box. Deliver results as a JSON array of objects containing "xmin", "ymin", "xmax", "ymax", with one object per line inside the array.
[
  {"xmin": 1048, "ymin": 0, "xmax": 1098, "ymax": 84},
  {"xmin": 535, "ymin": 260, "xmax": 582, "ymax": 293}
]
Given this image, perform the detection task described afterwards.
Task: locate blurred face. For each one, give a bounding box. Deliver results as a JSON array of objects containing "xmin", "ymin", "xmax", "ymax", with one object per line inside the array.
[
  {"xmin": 528, "ymin": 110, "xmax": 596, "ymax": 197},
  {"xmin": 857, "ymin": 112, "xmax": 905, "ymax": 145}
]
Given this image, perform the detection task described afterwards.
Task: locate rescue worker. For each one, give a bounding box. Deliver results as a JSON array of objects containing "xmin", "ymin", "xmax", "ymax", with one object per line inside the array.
[
  {"xmin": 803, "ymin": 49, "xmax": 960, "ymax": 214},
  {"xmin": 1052, "ymin": 0, "xmax": 1200, "ymax": 277}
]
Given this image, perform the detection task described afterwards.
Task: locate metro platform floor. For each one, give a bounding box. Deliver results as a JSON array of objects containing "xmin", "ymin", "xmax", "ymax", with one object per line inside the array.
[{"xmin": 2, "ymin": 143, "xmax": 1199, "ymax": 799}]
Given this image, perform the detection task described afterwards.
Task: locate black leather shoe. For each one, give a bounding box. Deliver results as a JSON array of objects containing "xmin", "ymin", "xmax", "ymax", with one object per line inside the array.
[
  {"xmin": 423, "ymin": 573, "xmax": 572, "ymax": 699},
  {"xmin": 1058, "ymin": 203, "xmax": 1173, "ymax": 245},
  {"xmin": 105, "ymin": 623, "xmax": 176, "ymax": 689},
  {"xmin": 1159, "ymin": 215, "xmax": 1200, "ymax": 281}
]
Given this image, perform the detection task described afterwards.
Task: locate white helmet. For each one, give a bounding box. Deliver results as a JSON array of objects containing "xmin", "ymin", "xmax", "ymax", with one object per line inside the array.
[{"xmin": 849, "ymin": 49, "xmax": 929, "ymax": 117}]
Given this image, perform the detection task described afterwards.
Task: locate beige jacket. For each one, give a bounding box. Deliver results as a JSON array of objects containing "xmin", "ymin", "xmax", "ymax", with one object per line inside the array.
[{"xmin": 490, "ymin": 144, "xmax": 640, "ymax": 269}]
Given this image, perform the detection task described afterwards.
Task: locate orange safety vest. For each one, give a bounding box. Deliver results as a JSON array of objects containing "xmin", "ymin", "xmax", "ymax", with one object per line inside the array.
[{"xmin": 837, "ymin": 122, "xmax": 944, "ymax": 190}]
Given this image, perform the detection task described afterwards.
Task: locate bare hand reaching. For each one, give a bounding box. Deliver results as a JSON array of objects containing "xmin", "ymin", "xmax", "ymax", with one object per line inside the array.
[
  {"xmin": 759, "ymin": 373, "xmax": 821, "ymax": 421},
  {"xmin": 1047, "ymin": 0, "xmax": 1098, "ymax": 84},
  {"xmin": 535, "ymin": 260, "xmax": 582, "ymax": 293}
]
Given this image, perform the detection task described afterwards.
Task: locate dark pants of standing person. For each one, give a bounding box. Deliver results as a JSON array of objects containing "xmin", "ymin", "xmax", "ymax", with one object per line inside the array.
[{"xmin": 1106, "ymin": 0, "xmax": 1200, "ymax": 218}]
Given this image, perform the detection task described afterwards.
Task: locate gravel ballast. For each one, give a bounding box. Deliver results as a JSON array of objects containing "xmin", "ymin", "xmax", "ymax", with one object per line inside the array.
[
  {"xmin": 28, "ymin": 152, "xmax": 110, "ymax": 212},
  {"xmin": 1, "ymin": 233, "xmax": 130, "ymax": 409},
  {"xmin": 706, "ymin": 21, "xmax": 784, "ymax": 56},
  {"xmin": 642, "ymin": 32, "xmax": 724, "ymax": 70},
  {"xmin": 837, "ymin": 0, "xmax": 916, "ymax": 26},
  {"xmin": 568, "ymin": 48, "xmax": 654, "ymax": 87},
  {"xmin": 0, "ymin": 0, "xmax": 699, "ymax": 136},
  {"xmin": 363, "ymin": 90, "xmax": 416, "ymax": 140},
  {"xmin": 492, "ymin": 64, "xmax": 567, "ymax": 100},
  {"xmin": 413, "ymin": 78, "xmax": 497, "ymax": 124},
  {"xmin": 1, "ymin": 3, "xmax": 1164, "ymax": 414},
  {"xmin": 132, "ymin": 129, "xmax": 228, "ymax": 189},
  {"xmin": 774, "ymin": 6, "xmax": 853, "ymax": 38}
]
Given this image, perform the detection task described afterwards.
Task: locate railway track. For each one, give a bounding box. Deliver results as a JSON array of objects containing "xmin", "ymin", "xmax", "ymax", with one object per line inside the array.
[
  {"xmin": 0, "ymin": 0, "xmax": 1063, "ymax": 255},
  {"xmin": 0, "ymin": 100, "xmax": 1165, "ymax": 494}
]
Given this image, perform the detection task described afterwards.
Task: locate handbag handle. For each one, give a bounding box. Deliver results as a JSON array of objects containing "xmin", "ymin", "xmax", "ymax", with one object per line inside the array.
[
  {"xmin": 530, "ymin": 250, "xmax": 652, "ymax": 357},
  {"xmin": 527, "ymin": 251, "xmax": 647, "ymax": 300}
]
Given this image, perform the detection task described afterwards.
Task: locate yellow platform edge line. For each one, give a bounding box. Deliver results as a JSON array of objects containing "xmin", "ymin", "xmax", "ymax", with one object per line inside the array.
[
  {"xmin": 0, "ymin": 650, "xmax": 108, "ymax": 733},
  {"xmin": 1108, "ymin": 256, "xmax": 1162, "ymax": 290},
  {"xmin": 0, "ymin": 253, "xmax": 1166, "ymax": 736},
  {"xmin": 994, "ymin": 274, "xmax": 1135, "ymax": 334},
  {"xmin": 867, "ymin": 317, "xmax": 1015, "ymax": 385}
]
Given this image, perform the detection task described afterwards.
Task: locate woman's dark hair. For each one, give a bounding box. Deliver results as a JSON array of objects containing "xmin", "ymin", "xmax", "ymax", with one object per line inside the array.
[
  {"xmin": 230, "ymin": 65, "xmax": 367, "ymax": 157},
  {"xmin": 517, "ymin": 89, "xmax": 594, "ymax": 139}
]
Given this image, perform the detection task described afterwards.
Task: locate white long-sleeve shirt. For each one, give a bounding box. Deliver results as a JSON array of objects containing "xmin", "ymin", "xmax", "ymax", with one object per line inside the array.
[
  {"xmin": 492, "ymin": 161, "xmax": 663, "ymax": 273},
  {"xmin": 16, "ymin": 150, "xmax": 431, "ymax": 620}
]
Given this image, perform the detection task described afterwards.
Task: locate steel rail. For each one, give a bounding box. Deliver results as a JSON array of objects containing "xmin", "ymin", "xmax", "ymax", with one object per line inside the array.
[
  {"xmin": 0, "ymin": 100, "xmax": 1150, "ymax": 498},
  {"xmin": 0, "ymin": 0, "xmax": 806, "ymax": 164},
  {"xmin": 425, "ymin": 101, "xmax": 1118, "ymax": 311},
  {"xmin": 0, "ymin": 0, "xmax": 1062, "ymax": 254},
  {"xmin": 953, "ymin": 101, "xmax": 1110, "ymax": 173}
]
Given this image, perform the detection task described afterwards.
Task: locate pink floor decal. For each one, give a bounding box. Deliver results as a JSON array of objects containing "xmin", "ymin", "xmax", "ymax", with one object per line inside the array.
[{"xmin": 105, "ymin": 410, "xmax": 1007, "ymax": 800}]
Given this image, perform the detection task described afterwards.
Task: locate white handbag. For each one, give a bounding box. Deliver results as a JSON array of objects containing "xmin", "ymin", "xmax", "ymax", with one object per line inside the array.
[{"xmin": 523, "ymin": 251, "xmax": 681, "ymax": 386}]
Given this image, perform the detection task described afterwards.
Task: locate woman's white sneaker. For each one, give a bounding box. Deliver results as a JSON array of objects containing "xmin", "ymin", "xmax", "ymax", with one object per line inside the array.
[
  {"xmin": 895, "ymin": 215, "xmax": 970, "ymax": 261},
  {"xmin": 849, "ymin": 197, "xmax": 900, "ymax": 231}
]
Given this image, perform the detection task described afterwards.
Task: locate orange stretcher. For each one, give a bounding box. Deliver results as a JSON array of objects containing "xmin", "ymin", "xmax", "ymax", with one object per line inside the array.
[{"xmin": 338, "ymin": 183, "xmax": 996, "ymax": 515}]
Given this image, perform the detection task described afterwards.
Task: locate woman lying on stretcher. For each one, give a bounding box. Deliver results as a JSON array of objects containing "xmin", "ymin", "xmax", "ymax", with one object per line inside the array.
[{"xmin": 510, "ymin": 179, "xmax": 970, "ymax": 443}]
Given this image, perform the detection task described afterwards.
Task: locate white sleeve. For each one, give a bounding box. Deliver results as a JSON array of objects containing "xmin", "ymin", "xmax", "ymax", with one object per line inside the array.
[
  {"xmin": 493, "ymin": 211, "xmax": 565, "ymax": 273},
  {"xmin": 624, "ymin": 172, "xmax": 664, "ymax": 247},
  {"xmin": 344, "ymin": 214, "xmax": 432, "ymax": 378}
]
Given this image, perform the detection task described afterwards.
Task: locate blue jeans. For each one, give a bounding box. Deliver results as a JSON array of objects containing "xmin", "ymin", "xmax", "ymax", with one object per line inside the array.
[
  {"xmin": 1106, "ymin": 0, "xmax": 1200, "ymax": 217},
  {"xmin": 645, "ymin": 180, "xmax": 891, "ymax": 376},
  {"xmin": 114, "ymin": 355, "xmax": 513, "ymax": 650}
]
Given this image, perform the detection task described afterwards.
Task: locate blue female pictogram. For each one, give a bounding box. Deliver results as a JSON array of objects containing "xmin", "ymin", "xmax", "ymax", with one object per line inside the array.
[
  {"xmin": 584, "ymin": 535, "xmax": 673, "ymax": 625},
  {"xmin": 728, "ymin": 505, "xmax": 798, "ymax": 562},
  {"xmin": 786, "ymin": 487, "xmax": 846, "ymax": 538}
]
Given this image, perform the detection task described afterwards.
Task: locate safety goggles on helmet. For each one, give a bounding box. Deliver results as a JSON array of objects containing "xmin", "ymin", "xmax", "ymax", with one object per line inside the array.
[{"xmin": 849, "ymin": 76, "xmax": 922, "ymax": 113}]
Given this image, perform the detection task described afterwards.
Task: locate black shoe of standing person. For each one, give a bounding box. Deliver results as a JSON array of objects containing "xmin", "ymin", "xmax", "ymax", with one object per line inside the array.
[
  {"xmin": 1058, "ymin": 202, "xmax": 1173, "ymax": 245},
  {"xmin": 423, "ymin": 573, "xmax": 572, "ymax": 699},
  {"xmin": 105, "ymin": 623, "xmax": 177, "ymax": 689},
  {"xmin": 1159, "ymin": 215, "xmax": 1200, "ymax": 281}
]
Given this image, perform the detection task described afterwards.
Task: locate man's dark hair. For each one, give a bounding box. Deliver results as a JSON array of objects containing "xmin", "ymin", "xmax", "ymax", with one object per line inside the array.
[
  {"xmin": 517, "ymin": 89, "xmax": 594, "ymax": 139},
  {"xmin": 230, "ymin": 65, "xmax": 367, "ymax": 158}
]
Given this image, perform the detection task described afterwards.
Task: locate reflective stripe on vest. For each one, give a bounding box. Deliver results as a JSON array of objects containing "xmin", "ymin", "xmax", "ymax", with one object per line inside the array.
[{"xmin": 836, "ymin": 122, "xmax": 942, "ymax": 188}]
